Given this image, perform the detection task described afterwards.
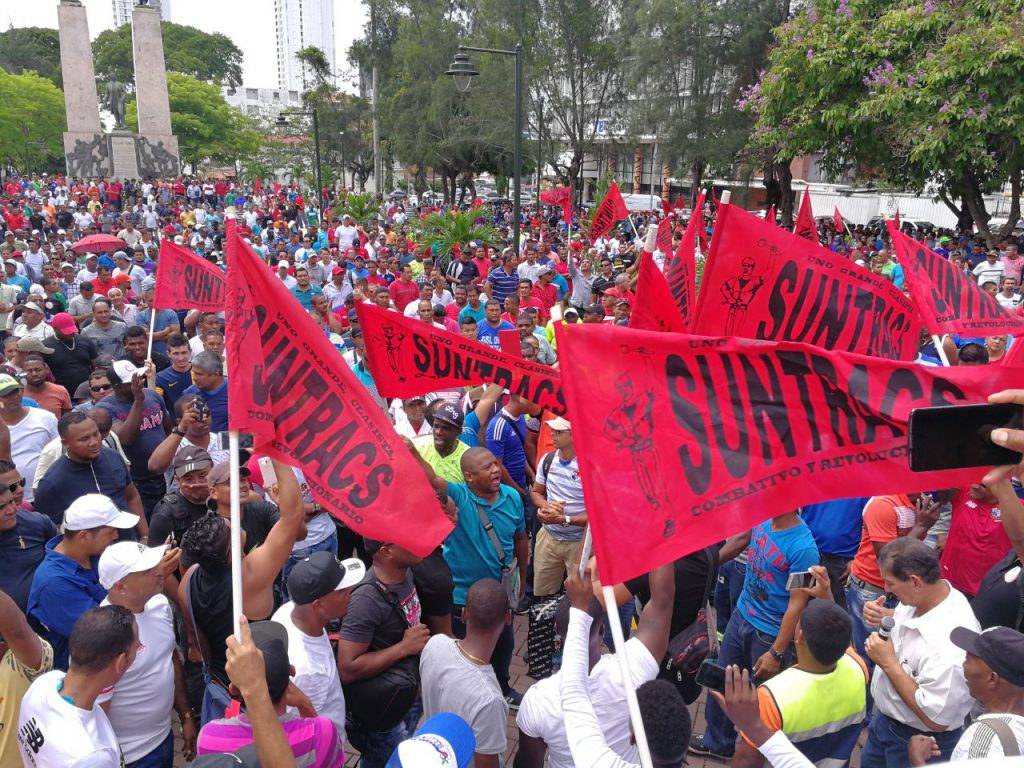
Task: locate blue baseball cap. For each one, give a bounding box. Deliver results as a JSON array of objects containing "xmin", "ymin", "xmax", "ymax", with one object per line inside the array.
[{"xmin": 386, "ymin": 713, "xmax": 475, "ymax": 767}]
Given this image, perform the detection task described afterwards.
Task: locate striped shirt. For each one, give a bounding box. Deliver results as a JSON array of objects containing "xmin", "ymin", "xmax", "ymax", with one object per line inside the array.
[
  {"xmin": 197, "ymin": 712, "xmax": 345, "ymax": 767},
  {"xmin": 487, "ymin": 267, "xmax": 520, "ymax": 307}
]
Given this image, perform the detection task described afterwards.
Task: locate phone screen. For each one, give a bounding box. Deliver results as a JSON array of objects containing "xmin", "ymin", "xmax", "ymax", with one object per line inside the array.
[
  {"xmin": 785, "ymin": 571, "xmax": 814, "ymax": 591},
  {"xmin": 909, "ymin": 404, "xmax": 1023, "ymax": 472},
  {"xmin": 695, "ymin": 660, "xmax": 726, "ymax": 694}
]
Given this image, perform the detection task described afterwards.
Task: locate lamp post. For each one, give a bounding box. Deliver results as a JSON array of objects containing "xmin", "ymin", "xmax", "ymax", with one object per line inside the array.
[
  {"xmin": 276, "ymin": 108, "xmax": 323, "ymax": 217},
  {"xmin": 338, "ymin": 131, "xmax": 346, "ymax": 190},
  {"xmin": 446, "ymin": 43, "xmax": 523, "ymax": 258}
]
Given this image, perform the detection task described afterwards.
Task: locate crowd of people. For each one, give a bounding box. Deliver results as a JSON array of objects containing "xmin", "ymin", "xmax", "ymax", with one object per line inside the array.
[{"xmin": 0, "ymin": 171, "xmax": 1023, "ymax": 768}]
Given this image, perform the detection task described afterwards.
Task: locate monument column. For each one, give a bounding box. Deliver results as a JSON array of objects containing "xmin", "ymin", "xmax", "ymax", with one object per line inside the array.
[
  {"xmin": 130, "ymin": 4, "xmax": 180, "ymax": 176},
  {"xmin": 59, "ymin": 0, "xmax": 110, "ymax": 177}
]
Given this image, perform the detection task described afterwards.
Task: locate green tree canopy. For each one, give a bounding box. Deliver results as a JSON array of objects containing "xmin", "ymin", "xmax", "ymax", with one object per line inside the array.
[
  {"xmin": 0, "ymin": 26, "xmax": 62, "ymax": 87},
  {"xmin": 0, "ymin": 68, "xmax": 65, "ymax": 171},
  {"xmin": 93, "ymin": 22, "xmax": 243, "ymax": 89}
]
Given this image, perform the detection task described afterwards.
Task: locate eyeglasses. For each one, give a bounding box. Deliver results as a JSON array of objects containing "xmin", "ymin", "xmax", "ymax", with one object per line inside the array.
[
  {"xmin": 91, "ymin": 383, "xmax": 112, "ymax": 393},
  {"xmin": 7, "ymin": 477, "xmax": 25, "ymax": 493}
]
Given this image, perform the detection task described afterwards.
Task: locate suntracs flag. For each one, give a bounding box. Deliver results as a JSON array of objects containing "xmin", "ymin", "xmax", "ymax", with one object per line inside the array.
[
  {"xmin": 888, "ymin": 223, "xmax": 1024, "ymax": 338},
  {"xmin": 153, "ymin": 240, "xmax": 226, "ymax": 311},
  {"xmin": 223, "ymin": 220, "xmax": 451, "ymax": 556},
  {"xmin": 590, "ymin": 182, "xmax": 630, "ymax": 240},
  {"xmin": 555, "ymin": 323, "xmax": 1022, "ymax": 585},
  {"xmin": 629, "ymin": 252, "xmax": 686, "ymax": 333},
  {"xmin": 355, "ymin": 302, "xmax": 568, "ymax": 415},
  {"xmin": 662, "ymin": 195, "xmax": 702, "ymax": 329},
  {"xmin": 694, "ymin": 205, "xmax": 918, "ymax": 361},
  {"xmin": 794, "ymin": 187, "xmax": 816, "ymax": 241}
]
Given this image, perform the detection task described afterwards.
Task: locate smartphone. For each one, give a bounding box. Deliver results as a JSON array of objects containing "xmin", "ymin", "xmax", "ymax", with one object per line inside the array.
[
  {"xmin": 257, "ymin": 456, "xmax": 277, "ymax": 487},
  {"xmin": 193, "ymin": 398, "xmax": 209, "ymax": 418},
  {"xmin": 785, "ymin": 570, "xmax": 815, "ymax": 591},
  {"xmin": 908, "ymin": 404, "xmax": 1023, "ymax": 472},
  {"xmin": 695, "ymin": 659, "xmax": 726, "ymax": 694}
]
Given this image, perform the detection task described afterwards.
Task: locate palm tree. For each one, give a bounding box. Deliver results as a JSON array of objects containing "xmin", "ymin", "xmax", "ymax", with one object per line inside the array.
[
  {"xmin": 413, "ymin": 208, "xmax": 501, "ymax": 272},
  {"xmin": 341, "ymin": 193, "xmax": 380, "ymax": 227}
]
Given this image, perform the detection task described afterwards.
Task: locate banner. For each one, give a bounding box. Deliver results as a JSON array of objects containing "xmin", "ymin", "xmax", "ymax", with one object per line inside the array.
[
  {"xmin": 223, "ymin": 221, "xmax": 451, "ymax": 556},
  {"xmin": 556, "ymin": 322, "xmax": 1022, "ymax": 585},
  {"xmin": 590, "ymin": 182, "xmax": 630, "ymax": 240},
  {"xmin": 153, "ymin": 240, "xmax": 226, "ymax": 311},
  {"xmin": 888, "ymin": 223, "xmax": 1024, "ymax": 338},
  {"xmin": 694, "ymin": 205, "xmax": 918, "ymax": 361},
  {"xmin": 795, "ymin": 187, "xmax": 816, "ymax": 241},
  {"xmin": 662, "ymin": 198, "xmax": 700, "ymax": 330},
  {"xmin": 540, "ymin": 186, "xmax": 573, "ymax": 224},
  {"xmin": 655, "ymin": 218, "xmax": 673, "ymax": 256},
  {"xmin": 629, "ymin": 252, "xmax": 686, "ymax": 333},
  {"xmin": 834, "ymin": 207, "xmax": 846, "ymax": 234},
  {"xmin": 355, "ymin": 302, "xmax": 568, "ymax": 415}
]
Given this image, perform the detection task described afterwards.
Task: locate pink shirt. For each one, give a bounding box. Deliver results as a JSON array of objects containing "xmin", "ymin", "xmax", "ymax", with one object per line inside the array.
[{"xmin": 198, "ymin": 713, "xmax": 345, "ymax": 767}]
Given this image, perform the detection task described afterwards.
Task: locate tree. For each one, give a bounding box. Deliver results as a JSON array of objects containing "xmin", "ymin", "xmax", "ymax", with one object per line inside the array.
[
  {"xmin": 0, "ymin": 26, "xmax": 62, "ymax": 87},
  {"xmin": 93, "ymin": 22, "xmax": 243, "ymax": 89},
  {"xmin": 745, "ymin": 0, "xmax": 1024, "ymax": 242},
  {"xmin": 414, "ymin": 208, "xmax": 501, "ymax": 267},
  {"xmin": 125, "ymin": 73, "xmax": 259, "ymax": 167},
  {"xmin": 0, "ymin": 68, "xmax": 65, "ymax": 172}
]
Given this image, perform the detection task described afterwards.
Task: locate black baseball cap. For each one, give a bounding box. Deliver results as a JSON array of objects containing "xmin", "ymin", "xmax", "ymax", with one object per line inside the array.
[
  {"xmin": 951, "ymin": 626, "xmax": 1024, "ymax": 686},
  {"xmin": 286, "ymin": 550, "xmax": 366, "ymax": 605},
  {"xmin": 584, "ymin": 303, "xmax": 604, "ymax": 315},
  {"xmin": 173, "ymin": 447, "xmax": 213, "ymax": 477},
  {"xmin": 433, "ymin": 403, "xmax": 465, "ymax": 428},
  {"xmin": 247, "ymin": 621, "xmax": 291, "ymax": 702}
]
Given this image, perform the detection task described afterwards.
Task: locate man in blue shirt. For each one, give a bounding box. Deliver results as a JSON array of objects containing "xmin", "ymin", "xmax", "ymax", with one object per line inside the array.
[
  {"xmin": 476, "ymin": 300, "xmax": 514, "ymax": 350},
  {"xmin": 405, "ymin": 441, "xmax": 528, "ymax": 706},
  {"xmin": 0, "ymin": 476, "xmax": 56, "ymax": 612},
  {"xmin": 290, "ymin": 266, "xmax": 324, "ymax": 310},
  {"xmin": 692, "ymin": 510, "xmax": 820, "ymax": 760},
  {"xmin": 183, "ymin": 351, "xmax": 229, "ymax": 432},
  {"xmin": 486, "ymin": 253, "xmax": 520, "ymax": 309},
  {"xmin": 27, "ymin": 493, "xmax": 140, "ymax": 669},
  {"xmin": 801, "ymin": 497, "xmax": 870, "ymax": 604},
  {"xmin": 155, "ymin": 334, "xmax": 194, "ymax": 414},
  {"xmin": 485, "ymin": 396, "xmax": 531, "ymax": 500},
  {"xmin": 136, "ymin": 288, "xmax": 181, "ymax": 357}
]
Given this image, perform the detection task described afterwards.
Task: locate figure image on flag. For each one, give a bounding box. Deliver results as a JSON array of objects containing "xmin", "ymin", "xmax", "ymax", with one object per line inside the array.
[
  {"xmin": 604, "ymin": 371, "xmax": 668, "ymax": 519},
  {"xmin": 721, "ymin": 255, "xmax": 769, "ymax": 335},
  {"xmin": 381, "ymin": 323, "xmax": 408, "ymax": 381}
]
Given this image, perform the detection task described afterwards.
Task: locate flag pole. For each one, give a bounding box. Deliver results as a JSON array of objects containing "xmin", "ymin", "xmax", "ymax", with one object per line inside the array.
[
  {"xmin": 224, "ymin": 207, "xmax": 244, "ymax": 640},
  {"xmin": 931, "ymin": 334, "xmax": 952, "ymax": 366},
  {"xmin": 602, "ymin": 583, "xmax": 654, "ymax": 768},
  {"xmin": 146, "ymin": 302, "xmax": 157, "ymax": 362}
]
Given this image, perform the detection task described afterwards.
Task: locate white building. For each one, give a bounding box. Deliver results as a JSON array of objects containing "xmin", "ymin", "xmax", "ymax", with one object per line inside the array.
[
  {"xmin": 112, "ymin": 0, "xmax": 171, "ymax": 28},
  {"xmin": 223, "ymin": 86, "xmax": 303, "ymax": 120},
  {"xmin": 274, "ymin": 0, "xmax": 336, "ymax": 93}
]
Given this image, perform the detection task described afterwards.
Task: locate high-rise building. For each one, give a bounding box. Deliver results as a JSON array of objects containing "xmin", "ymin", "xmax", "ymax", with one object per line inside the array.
[
  {"xmin": 274, "ymin": 0, "xmax": 336, "ymax": 93},
  {"xmin": 112, "ymin": 0, "xmax": 172, "ymax": 28}
]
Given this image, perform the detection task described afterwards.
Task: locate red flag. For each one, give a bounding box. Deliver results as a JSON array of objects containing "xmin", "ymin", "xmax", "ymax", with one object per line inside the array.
[
  {"xmin": 894, "ymin": 209, "xmax": 901, "ymax": 228},
  {"xmin": 354, "ymin": 303, "xmax": 567, "ymax": 415},
  {"xmin": 662, "ymin": 195, "xmax": 701, "ymax": 329},
  {"xmin": 693, "ymin": 194, "xmax": 709, "ymax": 253},
  {"xmin": 223, "ymin": 221, "xmax": 451, "ymax": 556},
  {"xmin": 794, "ymin": 188, "xmax": 817, "ymax": 241},
  {"xmin": 555, "ymin": 322, "xmax": 1021, "ymax": 585},
  {"xmin": 887, "ymin": 223, "xmax": 1024, "ymax": 338},
  {"xmin": 655, "ymin": 218, "xmax": 673, "ymax": 256},
  {"xmin": 629, "ymin": 252, "xmax": 686, "ymax": 333},
  {"xmin": 1002, "ymin": 336, "xmax": 1024, "ymax": 367},
  {"xmin": 660, "ymin": 199, "xmax": 672, "ymax": 217},
  {"xmin": 153, "ymin": 240, "xmax": 225, "ymax": 311},
  {"xmin": 833, "ymin": 207, "xmax": 845, "ymax": 233},
  {"xmin": 766, "ymin": 205, "xmax": 776, "ymax": 227},
  {"xmin": 540, "ymin": 186, "xmax": 573, "ymax": 224},
  {"xmin": 273, "ymin": 182, "xmax": 282, "ymax": 195},
  {"xmin": 694, "ymin": 205, "xmax": 918, "ymax": 360},
  {"xmin": 589, "ymin": 182, "xmax": 630, "ymax": 240},
  {"xmin": 254, "ymin": 177, "xmax": 262, "ymax": 194},
  {"xmin": 673, "ymin": 196, "xmax": 686, "ymax": 211}
]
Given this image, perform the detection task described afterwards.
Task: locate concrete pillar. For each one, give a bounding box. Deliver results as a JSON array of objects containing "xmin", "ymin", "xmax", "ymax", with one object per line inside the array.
[
  {"xmin": 58, "ymin": 1, "xmax": 102, "ymax": 134},
  {"xmin": 131, "ymin": 6, "xmax": 173, "ymax": 137}
]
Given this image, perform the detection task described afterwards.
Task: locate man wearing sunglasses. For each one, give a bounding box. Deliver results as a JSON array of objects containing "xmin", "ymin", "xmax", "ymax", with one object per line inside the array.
[{"xmin": 0, "ymin": 471, "xmax": 56, "ymax": 613}]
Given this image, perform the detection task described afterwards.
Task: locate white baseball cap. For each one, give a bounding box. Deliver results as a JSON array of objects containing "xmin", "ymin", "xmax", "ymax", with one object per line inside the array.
[
  {"xmin": 110, "ymin": 359, "xmax": 146, "ymax": 384},
  {"xmin": 99, "ymin": 541, "xmax": 168, "ymax": 589},
  {"xmin": 545, "ymin": 416, "xmax": 572, "ymax": 431},
  {"xmin": 62, "ymin": 493, "xmax": 139, "ymax": 533}
]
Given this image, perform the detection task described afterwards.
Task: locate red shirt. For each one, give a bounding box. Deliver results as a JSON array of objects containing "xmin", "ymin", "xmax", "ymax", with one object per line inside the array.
[
  {"xmin": 940, "ymin": 489, "xmax": 1012, "ymax": 596},
  {"xmin": 519, "ymin": 296, "xmax": 547, "ymax": 322},
  {"xmin": 389, "ymin": 278, "xmax": 420, "ymax": 311},
  {"xmin": 850, "ymin": 495, "xmax": 915, "ymax": 588},
  {"xmin": 534, "ymin": 282, "xmax": 559, "ymax": 314},
  {"xmin": 472, "ymin": 257, "xmax": 490, "ymax": 282}
]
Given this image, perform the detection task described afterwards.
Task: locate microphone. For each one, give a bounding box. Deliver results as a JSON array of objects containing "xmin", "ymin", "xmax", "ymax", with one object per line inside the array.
[{"xmin": 879, "ymin": 616, "xmax": 895, "ymax": 640}]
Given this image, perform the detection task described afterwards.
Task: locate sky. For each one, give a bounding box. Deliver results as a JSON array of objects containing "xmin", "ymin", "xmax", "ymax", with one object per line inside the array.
[{"xmin": 3, "ymin": 0, "xmax": 367, "ymax": 90}]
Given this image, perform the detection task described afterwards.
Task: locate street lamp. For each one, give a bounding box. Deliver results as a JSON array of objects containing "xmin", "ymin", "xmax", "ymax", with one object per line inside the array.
[
  {"xmin": 276, "ymin": 108, "xmax": 323, "ymax": 217},
  {"xmin": 447, "ymin": 43, "xmax": 523, "ymax": 258},
  {"xmin": 338, "ymin": 131, "xmax": 346, "ymax": 190}
]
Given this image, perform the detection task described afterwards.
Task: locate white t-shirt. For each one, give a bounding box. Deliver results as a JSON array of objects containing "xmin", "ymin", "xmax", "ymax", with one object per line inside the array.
[
  {"xmin": 517, "ymin": 637, "xmax": 659, "ymax": 768},
  {"xmin": 951, "ymin": 713, "xmax": 1024, "ymax": 760},
  {"xmin": 97, "ymin": 595, "xmax": 175, "ymax": 762},
  {"xmin": 18, "ymin": 669, "xmax": 123, "ymax": 767},
  {"xmin": 335, "ymin": 225, "xmax": 358, "ymax": 250},
  {"xmin": 271, "ymin": 602, "xmax": 347, "ymax": 735},
  {"xmin": 10, "ymin": 407, "xmax": 59, "ymax": 504}
]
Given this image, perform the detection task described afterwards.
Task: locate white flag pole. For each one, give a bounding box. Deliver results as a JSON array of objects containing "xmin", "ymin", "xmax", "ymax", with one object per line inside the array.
[
  {"xmin": 931, "ymin": 334, "xmax": 952, "ymax": 366},
  {"xmin": 224, "ymin": 207, "xmax": 243, "ymax": 640},
  {"xmin": 602, "ymin": 583, "xmax": 654, "ymax": 768},
  {"xmin": 146, "ymin": 303, "xmax": 157, "ymax": 362}
]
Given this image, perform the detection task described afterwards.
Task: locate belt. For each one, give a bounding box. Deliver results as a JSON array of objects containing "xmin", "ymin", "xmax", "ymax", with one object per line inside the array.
[{"xmin": 850, "ymin": 575, "xmax": 885, "ymax": 595}]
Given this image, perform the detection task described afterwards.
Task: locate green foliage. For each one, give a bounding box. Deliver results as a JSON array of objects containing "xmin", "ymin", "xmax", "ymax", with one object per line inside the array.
[
  {"xmin": 746, "ymin": 0, "xmax": 1024, "ymax": 238},
  {"xmin": 126, "ymin": 73, "xmax": 259, "ymax": 165},
  {"xmin": 414, "ymin": 208, "xmax": 501, "ymax": 265},
  {"xmin": 0, "ymin": 68, "xmax": 65, "ymax": 171},
  {"xmin": 340, "ymin": 192, "xmax": 381, "ymax": 225},
  {"xmin": 0, "ymin": 26, "xmax": 62, "ymax": 87},
  {"xmin": 93, "ymin": 22, "xmax": 243, "ymax": 88}
]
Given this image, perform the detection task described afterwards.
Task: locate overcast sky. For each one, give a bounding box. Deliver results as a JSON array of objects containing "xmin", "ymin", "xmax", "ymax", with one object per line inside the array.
[{"xmin": 4, "ymin": 0, "xmax": 367, "ymax": 90}]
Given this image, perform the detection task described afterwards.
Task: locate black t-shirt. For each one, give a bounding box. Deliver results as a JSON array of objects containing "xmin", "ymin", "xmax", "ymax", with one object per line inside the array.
[
  {"xmin": 34, "ymin": 448, "xmax": 132, "ymax": 527},
  {"xmin": 624, "ymin": 546, "xmax": 717, "ymax": 639},
  {"xmin": 339, "ymin": 567, "xmax": 419, "ymax": 651},
  {"xmin": 122, "ymin": 351, "xmax": 171, "ymax": 373},
  {"xmin": 972, "ymin": 551, "xmax": 1024, "ymax": 632},
  {"xmin": 46, "ymin": 334, "xmax": 98, "ymax": 398},
  {"xmin": 411, "ymin": 548, "xmax": 454, "ymax": 618},
  {"xmin": 149, "ymin": 492, "xmax": 208, "ymax": 548},
  {"xmin": 189, "ymin": 565, "xmax": 233, "ymax": 685}
]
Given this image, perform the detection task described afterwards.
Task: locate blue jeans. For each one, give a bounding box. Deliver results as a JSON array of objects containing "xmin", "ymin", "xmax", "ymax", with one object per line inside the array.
[
  {"xmin": 284, "ymin": 531, "xmax": 339, "ymax": 589},
  {"xmin": 845, "ymin": 581, "xmax": 897, "ymax": 667},
  {"xmin": 714, "ymin": 560, "xmax": 746, "ymax": 636},
  {"xmin": 702, "ymin": 611, "xmax": 789, "ymax": 756},
  {"xmin": 126, "ymin": 729, "xmax": 173, "ymax": 768},
  {"xmin": 346, "ymin": 718, "xmax": 409, "ymax": 768},
  {"xmin": 860, "ymin": 712, "xmax": 963, "ymax": 768},
  {"xmin": 603, "ymin": 596, "xmax": 635, "ymax": 652}
]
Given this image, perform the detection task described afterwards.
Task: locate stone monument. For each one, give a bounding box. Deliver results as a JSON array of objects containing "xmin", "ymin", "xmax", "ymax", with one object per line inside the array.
[{"xmin": 58, "ymin": 0, "xmax": 180, "ymax": 178}]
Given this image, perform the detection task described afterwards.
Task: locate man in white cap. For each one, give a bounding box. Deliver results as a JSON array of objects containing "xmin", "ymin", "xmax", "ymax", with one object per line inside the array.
[
  {"xmin": 0, "ymin": 372, "xmax": 58, "ymax": 504},
  {"xmin": 12, "ymin": 302, "xmax": 54, "ymax": 342},
  {"xmin": 272, "ymin": 551, "xmax": 365, "ymax": 736},
  {"xmin": 26, "ymin": 493, "xmax": 140, "ymax": 670},
  {"xmin": 100, "ymin": 541, "xmax": 196, "ymax": 766},
  {"xmin": 276, "ymin": 260, "xmax": 297, "ymax": 290}
]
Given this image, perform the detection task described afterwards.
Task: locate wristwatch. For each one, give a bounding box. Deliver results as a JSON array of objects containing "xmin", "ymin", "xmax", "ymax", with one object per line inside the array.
[
  {"xmin": 172, "ymin": 428, "xmax": 186, "ymax": 437},
  {"xmin": 769, "ymin": 647, "xmax": 785, "ymax": 662}
]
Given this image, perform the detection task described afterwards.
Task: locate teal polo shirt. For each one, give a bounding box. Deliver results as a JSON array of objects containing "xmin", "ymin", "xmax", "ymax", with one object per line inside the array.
[{"xmin": 444, "ymin": 481, "xmax": 525, "ymax": 605}]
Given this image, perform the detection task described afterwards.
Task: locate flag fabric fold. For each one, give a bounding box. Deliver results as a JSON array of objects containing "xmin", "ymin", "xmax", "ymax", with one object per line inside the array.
[
  {"xmin": 662, "ymin": 196, "xmax": 702, "ymax": 330},
  {"xmin": 354, "ymin": 302, "xmax": 568, "ymax": 415},
  {"xmin": 540, "ymin": 186, "xmax": 573, "ymax": 224},
  {"xmin": 655, "ymin": 218, "xmax": 673, "ymax": 257},
  {"xmin": 555, "ymin": 322, "xmax": 1021, "ymax": 585},
  {"xmin": 629, "ymin": 252, "xmax": 687, "ymax": 333},
  {"xmin": 766, "ymin": 205, "xmax": 776, "ymax": 227},
  {"xmin": 887, "ymin": 223, "xmax": 1024, "ymax": 338},
  {"xmin": 153, "ymin": 240, "xmax": 226, "ymax": 311},
  {"xmin": 794, "ymin": 188, "xmax": 817, "ymax": 241},
  {"xmin": 589, "ymin": 182, "xmax": 630, "ymax": 240},
  {"xmin": 834, "ymin": 207, "xmax": 845, "ymax": 234},
  {"xmin": 694, "ymin": 205, "xmax": 918, "ymax": 360},
  {"xmin": 223, "ymin": 220, "xmax": 451, "ymax": 556}
]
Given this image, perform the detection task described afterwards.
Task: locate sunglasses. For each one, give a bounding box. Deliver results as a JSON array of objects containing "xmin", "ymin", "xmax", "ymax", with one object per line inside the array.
[
  {"xmin": 7, "ymin": 477, "xmax": 25, "ymax": 493},
  {"xmin": 91, "ymin": 383, "xmax": 112, "ymax": 393}
]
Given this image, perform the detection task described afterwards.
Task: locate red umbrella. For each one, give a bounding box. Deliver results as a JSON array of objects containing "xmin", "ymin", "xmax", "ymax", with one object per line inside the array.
[{"xmin": 69, "ymin": 234, "xmax": 127, "ymax": 254}]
